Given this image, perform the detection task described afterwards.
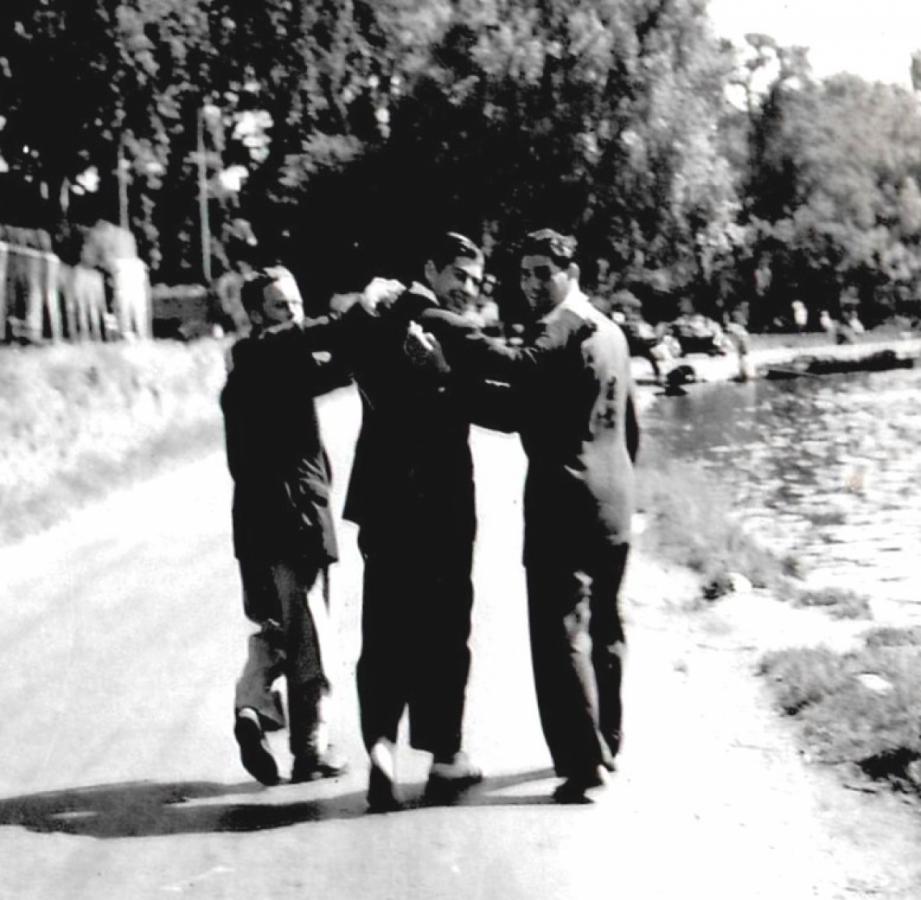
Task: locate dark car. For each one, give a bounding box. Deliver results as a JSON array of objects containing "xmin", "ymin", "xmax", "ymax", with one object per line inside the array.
[
  {"xmin": 666, "ymin": 314, "xmax": 731, "ymax": 356},
  {"xmin": 620, "ymin": 316, "xmax": 660, "ymax": 356}
]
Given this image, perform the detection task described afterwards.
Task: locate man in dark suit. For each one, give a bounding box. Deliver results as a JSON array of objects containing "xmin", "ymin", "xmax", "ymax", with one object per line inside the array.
[
  {"xmin": 222, "ymin": 267, "xmax": 347, "ymax": 786},
  {"xmin": 413, "ymin": 229, "xmax": 639, "ymax": 803},
  {"xmin": 340, "ymin": 233, "xmax": 496, "ymax": 811}
]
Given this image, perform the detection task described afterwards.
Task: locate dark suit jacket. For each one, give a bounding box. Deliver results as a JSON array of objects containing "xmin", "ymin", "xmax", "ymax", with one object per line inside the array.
[
  {"xmin": 337, "ymin": 286, "xmax": 495, "ymax": 554},
  {"xmin": 421, "ymin": 297, "xmax": 639, "ymax": 568},
  {"xmin": 272, "ymin": 289, "xmax": 525, "ymax": 556},
  {"xmin": 221, "ymin": 327, "xmax": 342, "ymax": 564}
]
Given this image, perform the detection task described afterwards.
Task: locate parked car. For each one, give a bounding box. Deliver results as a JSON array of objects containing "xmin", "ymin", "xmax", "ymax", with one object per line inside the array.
[
  {"xmin": 620, "ymin": 316, "xmax": 659, "ymax": 356},
  {"xmin": 665, "ymin": 314, "xmax": 731, "ymax": 356}
]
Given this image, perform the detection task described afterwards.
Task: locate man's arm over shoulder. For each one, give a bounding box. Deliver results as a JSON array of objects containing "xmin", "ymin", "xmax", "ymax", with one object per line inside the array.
[
  {"xmin": 609, "ymin": 320, "xmax": 640, "ymax": 463},
  {"xmin": 419, "ymin": 307, "xmax": 595, "ymax": 383}
]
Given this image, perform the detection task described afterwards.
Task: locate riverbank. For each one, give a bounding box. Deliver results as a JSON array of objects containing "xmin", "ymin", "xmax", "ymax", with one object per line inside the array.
[
  {"xmin": 633, "ymin": 353, "xmax": 921, "ymax": 809},
  {"xmin": 631, "ymin": 329, "xmax": 921, "ymax": 387},
  {"xmin": 635, "ymin": 437, "xmax": 921, "ymax": 805},
  {"xmin": 3, "ymin": 327, "xmax": 918, "ymax": 547},
  {"xmin": 0, "ymin": 338, "xmax": 227, "ymax": 545}
]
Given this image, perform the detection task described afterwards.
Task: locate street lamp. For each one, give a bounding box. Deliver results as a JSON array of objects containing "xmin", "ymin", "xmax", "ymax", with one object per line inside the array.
[{"xmin": 197, "ymin": 102, "xmax": 222, "ymax": 285}]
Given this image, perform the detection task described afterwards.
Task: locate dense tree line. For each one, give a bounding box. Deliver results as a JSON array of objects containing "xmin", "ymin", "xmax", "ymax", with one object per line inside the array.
[{"xmin": 1, "ymin": 0, "xmax": 920, "ymax": 327}]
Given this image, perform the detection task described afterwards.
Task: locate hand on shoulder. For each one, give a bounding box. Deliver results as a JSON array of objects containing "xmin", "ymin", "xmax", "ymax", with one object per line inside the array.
[{"xmin": 360, "ymin": 277, "xmax": 406, "ymax": 314}]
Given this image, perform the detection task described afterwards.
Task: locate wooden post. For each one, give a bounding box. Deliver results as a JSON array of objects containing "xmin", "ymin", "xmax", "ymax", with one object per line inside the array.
[{"xmin": 44, "ymin": 253, "xmax": 62, "ymax": 342}]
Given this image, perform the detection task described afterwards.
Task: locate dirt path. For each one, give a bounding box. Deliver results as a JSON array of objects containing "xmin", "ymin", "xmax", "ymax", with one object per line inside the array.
[{"xmin": 0, "ymin": 386, "xmax": 919, "ymax": 899}]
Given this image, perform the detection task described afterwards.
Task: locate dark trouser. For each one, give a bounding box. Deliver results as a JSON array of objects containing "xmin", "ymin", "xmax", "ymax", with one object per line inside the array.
[
  {"xmin": 356, "ymin": 530, "xmax": 474, "ymax": 758},
  {"xmin": 234, "ymin": 556, "xmax": 330, "ymax": 756},
  {"xmin": 525, "ymin": 543, "xmax": 629, "ymax": 778}
]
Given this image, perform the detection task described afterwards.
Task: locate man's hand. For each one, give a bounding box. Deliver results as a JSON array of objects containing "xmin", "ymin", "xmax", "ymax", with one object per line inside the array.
[
  {"xmin": 359, "ymin": 277, "xmax": 405, "ymax": 315},
  {"xmin": 404, "ymin": 321, "xmax": 450, "ymax": 374}
]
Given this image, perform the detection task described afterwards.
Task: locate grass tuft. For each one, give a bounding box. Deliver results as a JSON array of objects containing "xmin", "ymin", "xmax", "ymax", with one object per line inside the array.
[
  {"xmin": 636, "ymin": 439, "xmax": 786, "ymax": 593},
  {"xmin": 760, "ymin": 635, "xmax": 921, "ymax": 793},
  {"xmin": 791, "ymin": 586, "xmax": 873, "ymax": 620}
]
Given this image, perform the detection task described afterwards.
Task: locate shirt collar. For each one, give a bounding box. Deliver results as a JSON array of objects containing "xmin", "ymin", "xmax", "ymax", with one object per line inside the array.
[{"xmin": 542, "ymin": 287, "xmax": 593, "ymax": 323}]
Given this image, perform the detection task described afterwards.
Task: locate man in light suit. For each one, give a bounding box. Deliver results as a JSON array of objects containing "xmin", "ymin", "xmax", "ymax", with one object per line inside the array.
[{"xmin": 413, "ymin": 229, "xmax": 639, "ymax": 802}]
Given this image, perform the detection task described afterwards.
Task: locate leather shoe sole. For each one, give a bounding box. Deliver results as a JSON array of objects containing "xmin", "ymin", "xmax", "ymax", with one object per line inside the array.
[
  {"xmin": 423, "ymin": 768, "xmax": 483, "ymax": 805},
  {"xmin": 234, "ymin": 716, "xmax": 280, "ymax": 787},
  {"xmin": 553, "ymin": 766, "xmax": 608, "ymax": 804},
  {"xmin": 367, "ymin": 763, "xmax": 402, "ymax": 812}
]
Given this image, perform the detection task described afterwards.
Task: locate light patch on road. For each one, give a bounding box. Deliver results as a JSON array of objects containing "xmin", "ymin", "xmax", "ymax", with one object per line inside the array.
[{"xmin": 161, "ymin": 865, "xmax": 234, "ymax": 893}]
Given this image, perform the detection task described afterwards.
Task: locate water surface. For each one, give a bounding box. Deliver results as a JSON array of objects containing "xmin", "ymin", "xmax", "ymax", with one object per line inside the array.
[{"xmin": 643, "ymin": 368, "xmax": 921, "ymax": 624}]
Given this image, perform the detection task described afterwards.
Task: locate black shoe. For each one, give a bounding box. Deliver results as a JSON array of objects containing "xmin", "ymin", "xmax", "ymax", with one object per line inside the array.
[
  {"xmin": 234, "ymin": 714, "xmax": 279, "ymax": 786},
  {"xmin": 366, "ymin": 739, "xmax": 401, "ymax": 812},
  {"xmin": 367, "ymin": 764, "xmax": 402, "ymax": 812},
  {"xmin": 424, "ymin": 752, "xmax": 483, "ymax": 804},
  {"xmin": 552, "ymin": 766, "xmax": 607, "ymax": 804},
  {"xmin": 291, "ymin": 746, "xmax": 349, "ymax": 783}
]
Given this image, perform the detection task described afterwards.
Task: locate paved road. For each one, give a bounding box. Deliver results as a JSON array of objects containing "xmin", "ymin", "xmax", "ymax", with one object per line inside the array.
[{"xmin": 1, "ymin": 386, "xmax": 919, "ymax": 899}]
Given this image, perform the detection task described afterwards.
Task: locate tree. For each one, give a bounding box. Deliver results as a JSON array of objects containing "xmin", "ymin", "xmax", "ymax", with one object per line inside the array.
[
  {"xmin": 267, "ymin": 0, "xmax": 740, "ymax": 305},
  {"xmin": 743, "ymin": 69, "xmax": 921, "ymax": 326}
]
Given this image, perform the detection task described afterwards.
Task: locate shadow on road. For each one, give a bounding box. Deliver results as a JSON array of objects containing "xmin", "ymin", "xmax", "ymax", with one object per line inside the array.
[
  {"xmin": 414, "ymin": 768, "xmax": 559, "ymax": 809},
  {"xmin": 0, "ymin": 780, "xmax": 370, "ymax": 838},
  {"xmin": 0, "ymin": 769, "xmax": 559, "ymax": 838}
]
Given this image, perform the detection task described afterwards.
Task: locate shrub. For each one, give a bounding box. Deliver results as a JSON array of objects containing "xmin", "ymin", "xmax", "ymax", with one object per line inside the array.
[
  {"xmin": 0, "ymin": 339, "xmax": 227, "ymax": 544},
  {"xmin": 760, "ymin": 638, "xmax": 921, "ymax": 793},
  {"xmin": 636, "ymin": 439, "xmax": 785, "ymax": 591},
  {"xmin": 792, "ymin": 586, "xmax": 872, "ymax": 620}
]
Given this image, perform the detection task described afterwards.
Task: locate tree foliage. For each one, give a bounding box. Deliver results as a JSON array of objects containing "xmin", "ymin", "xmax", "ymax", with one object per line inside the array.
[
  {"xmin": 1, "ymin": 0, "xmax": 920, "ymax": 330},
  {"xmin": 743, "ymin": 65, "xmax": 921, "ymax": 326}
]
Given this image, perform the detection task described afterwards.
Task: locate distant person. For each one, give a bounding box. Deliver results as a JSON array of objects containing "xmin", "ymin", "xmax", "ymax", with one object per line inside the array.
[
  {"xmin": 836, "ymin": 305, "xmax": 865, "ymax": 344},
  {"xmin": 791, "ymin": 299, "xmax": 808, "ymax": 333},
  {"xmin": 819, "ymin": 309, "xmax": 834, "ymax": 335},
  {"xmin": 408, "ymin": 229, "xmax": 639, "ymax": 803},
  {"xmin": 221, "ymin": 266, "xmax": 347, "ymax": 786},
  {"xmin": 724, "ymin": 314, "xmax": 753, "ymax": 382},
  {"xmin": 845, "ymin": 309, "xmax": 865, "ymax": 334},
  {"xmin": 664, "ymin": 363, "xmax": 697, "ymax": 395}
]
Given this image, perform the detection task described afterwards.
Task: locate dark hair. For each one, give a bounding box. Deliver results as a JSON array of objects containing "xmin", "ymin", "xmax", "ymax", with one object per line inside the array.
[
  {"xmin": 240, "ymin": 266, "xmax": 294, "ymax": 314},
  {"xmin": 522, "ymin": 229, "xmax": 577, "ymax": 268},
  {"xmin": 428, "ymin": 231, "xmax": 484, "ymax": 271}
]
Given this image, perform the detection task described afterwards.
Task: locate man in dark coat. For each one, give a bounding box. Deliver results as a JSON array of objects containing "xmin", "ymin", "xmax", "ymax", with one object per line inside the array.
[
  {"xmin": 222, "ymin": 267, "xmax": 347, "ymax": 786},
  {"xmin": 341, "ymin": 234, "xmax": 501, "ymax": 810},
  {"xmin": 413, "ymin": 229, "xmax": 639, "ymax": 803}
]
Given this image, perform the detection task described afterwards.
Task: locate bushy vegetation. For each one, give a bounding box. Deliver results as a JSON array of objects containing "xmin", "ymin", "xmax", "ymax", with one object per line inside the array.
[
  {"xmin": 760, "ymin": 632, "xmax": 921, "ymax": 794},
  {"xmin": 0, "ymin": 339, "xmax": 227, "ymax": 544},
  {"xmin": 791, "ymin": 586, "xmax": 872, "ymax": 621}
]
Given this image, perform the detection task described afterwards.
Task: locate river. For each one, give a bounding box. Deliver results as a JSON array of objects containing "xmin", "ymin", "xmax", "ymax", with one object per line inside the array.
[{"xmin": 642, "ymin": 366, "xmax": 921, "ymax": 626}]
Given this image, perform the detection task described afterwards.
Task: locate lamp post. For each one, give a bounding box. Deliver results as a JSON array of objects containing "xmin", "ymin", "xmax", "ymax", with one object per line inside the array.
[
  {"xmin": 197, "ymin": 106, "xmax": 212, "ymax": 285},
  {"xmin": 117, "ymin": 135, "xmax": 130, "ymax": 232}
]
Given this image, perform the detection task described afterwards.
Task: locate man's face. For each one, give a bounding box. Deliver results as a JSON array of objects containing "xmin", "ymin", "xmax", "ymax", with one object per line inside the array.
[
  {"xmin": 519, "ymin": 254, "xmax": 571, "ymax": 317},
  {"xmin": 259, "ymin": 274, "xmax": 304, "ymax": 326},
  {"xmin": 426, "ymin": 255, "xmax": 484, "ymax": 312}
]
